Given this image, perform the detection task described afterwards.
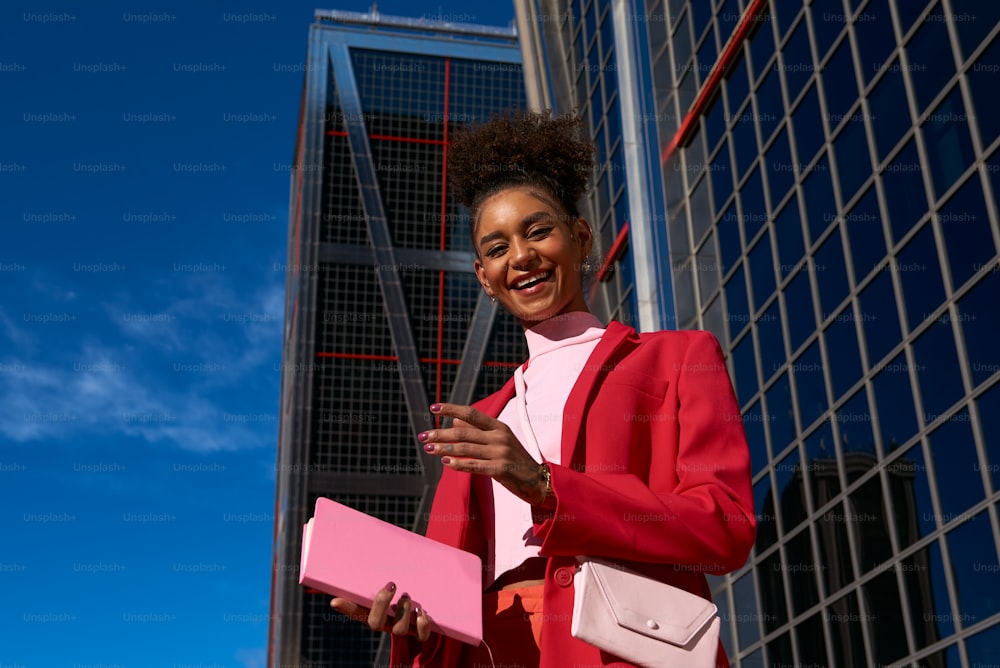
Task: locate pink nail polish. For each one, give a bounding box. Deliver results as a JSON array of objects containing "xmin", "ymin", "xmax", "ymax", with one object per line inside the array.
[
  {"xmin": 423, "ymin": 443, "xmax": 435, "ymax": 452},
  {"xmin": 429, "ymin": 403, "xmax": 442, "ymax": 413},
  {"xmin": 417, "ymin": 431, "xmax": 429, "ymax": 442},
  {"xmin": 385, "ymin": 581, "xmax": 396, "ymax": 593},
  {"xmin": 441, "ymin": 456, "xmax": 451, "ymax": 465}
]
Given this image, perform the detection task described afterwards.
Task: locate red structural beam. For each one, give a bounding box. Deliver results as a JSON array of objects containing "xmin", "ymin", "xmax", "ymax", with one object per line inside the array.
[
  {"xmin": 315, "ymin": 351, "xmax": 520, "ymax": 368},
  {"xmin": 660, "ymin": 0, "xmax": 770, "ymax": 165},
  {"xmin": 436, "ymin": 58, "xmax": 452, "ymax": 416},
  {"xmin": 589, "ymin": 0, "xmax": 771, "ymax": 290},
  {"xmin": 326, "ymin": 129, "xmax": 446, "ymax": 145}
]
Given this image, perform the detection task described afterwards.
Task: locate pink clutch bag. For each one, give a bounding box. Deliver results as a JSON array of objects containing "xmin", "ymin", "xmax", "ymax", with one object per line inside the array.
[{"xmin": 299, "ymin": 497, "xmax": 483, "ymax": 645}]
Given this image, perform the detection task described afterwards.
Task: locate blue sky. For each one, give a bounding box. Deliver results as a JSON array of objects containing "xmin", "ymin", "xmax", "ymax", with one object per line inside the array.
[{"xmin": 0, "ymin": 2, "xmax": 515, "ymax": 666}]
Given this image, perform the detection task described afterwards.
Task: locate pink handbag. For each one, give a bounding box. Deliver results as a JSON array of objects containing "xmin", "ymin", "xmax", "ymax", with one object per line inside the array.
[{"xmin": 571, "ymin": 558, "xmax": 720, "ymax": 667}]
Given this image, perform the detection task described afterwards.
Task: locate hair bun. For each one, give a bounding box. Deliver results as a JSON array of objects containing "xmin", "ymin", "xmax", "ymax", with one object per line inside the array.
[{"xmin": 448, "ymin": 110, "xmax": 595, "ymax": 218}]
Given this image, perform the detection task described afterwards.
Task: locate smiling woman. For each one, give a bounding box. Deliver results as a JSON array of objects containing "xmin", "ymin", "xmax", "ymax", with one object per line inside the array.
[
  {"xmin": 330, "ymin": 111, "xmax": 756, "ymax": 668},
  {"xmin": 473, "ymin": 188, "xmax": 593, "ymax": 326},
  {"xmin": 455, "ymin": 112, "xmax": 596, "ymax": 328}
]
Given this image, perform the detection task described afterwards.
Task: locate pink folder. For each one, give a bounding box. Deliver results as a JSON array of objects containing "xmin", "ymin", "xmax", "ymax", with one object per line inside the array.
[{"xmin": 299, "ymin": 497, "xmax": 483, "ymax": 645}]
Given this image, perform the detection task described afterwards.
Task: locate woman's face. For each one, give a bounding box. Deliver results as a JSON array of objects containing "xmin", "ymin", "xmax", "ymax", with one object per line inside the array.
[{"xmin": 473, "ymin": 186, "xmax": 593, "ymax": 328}]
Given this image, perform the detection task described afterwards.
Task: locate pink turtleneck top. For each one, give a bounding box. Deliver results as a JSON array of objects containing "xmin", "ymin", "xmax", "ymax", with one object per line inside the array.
[{"xmin": 486, "ymin": 310, "xmax": 606, "ymax": 587}]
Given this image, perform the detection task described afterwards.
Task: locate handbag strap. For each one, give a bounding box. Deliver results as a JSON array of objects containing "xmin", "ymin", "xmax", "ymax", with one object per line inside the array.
[{"xmin": 513, "ymin": 364, "xmax": 545, "ymax": 464}]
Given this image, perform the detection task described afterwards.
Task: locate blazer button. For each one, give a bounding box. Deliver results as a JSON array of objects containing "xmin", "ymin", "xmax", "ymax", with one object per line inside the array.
[{"xmin": 554, "ymin": 566, "xmax": 574, "ymax": 587}]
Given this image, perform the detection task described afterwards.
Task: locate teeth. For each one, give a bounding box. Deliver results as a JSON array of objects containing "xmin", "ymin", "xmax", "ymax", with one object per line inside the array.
[{"xmin": 514, "ymin": 272, "xmax": 550, "ymax": 289}]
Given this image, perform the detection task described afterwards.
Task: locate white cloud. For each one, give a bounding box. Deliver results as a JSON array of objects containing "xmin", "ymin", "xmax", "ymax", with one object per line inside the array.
[
  {"xmin": 0, "ymin": 308, "xmax": 37, "ymax": 353},
  {"xmin": 109, "ymin": 272, "xmax": 285, "ymax": 371},
  {"xmin": 31, "ymin": 276, "xmax": 78, "ymax": 303},
  {"xmin": 0, "ymin": 273, "xmax": 284, "ymax": 453},
  {"xmin": 0, "ymin": 344, "xmax": 274, "ymax": 452},
  {"xmin": 235, "ymin": 647, "xmax": 266, "ymax": 668}
]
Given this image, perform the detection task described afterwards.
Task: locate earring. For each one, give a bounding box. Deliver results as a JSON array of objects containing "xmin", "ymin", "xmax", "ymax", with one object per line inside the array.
[{"xmin": 490, "ymin": 296, "xmax": 496, "ymax": 305}]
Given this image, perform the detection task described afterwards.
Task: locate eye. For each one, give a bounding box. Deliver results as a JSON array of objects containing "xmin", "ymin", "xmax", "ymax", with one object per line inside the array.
[
  {"xmin": 528, "ymin": 226, "xmax": 553, "ymax": 238},
  {"xmin": 484, "ymin": 243, "xmax": 507, "ymax": 258}
]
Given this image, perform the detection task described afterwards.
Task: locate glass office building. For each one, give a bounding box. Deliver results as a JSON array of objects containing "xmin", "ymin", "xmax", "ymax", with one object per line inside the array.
[
  {"xmin": 268, "ymin": 10, "xmax": 526, "ymax": 667},
  {"xmin": 517, "ymin": 0, "xmax": 1000, "ymax": 665}
]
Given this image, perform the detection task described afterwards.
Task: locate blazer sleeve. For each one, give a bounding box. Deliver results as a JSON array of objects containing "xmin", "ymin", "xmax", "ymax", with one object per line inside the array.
[{"xmin": 531, "ymin": 330, "xmax": 756, "ymax": 573}]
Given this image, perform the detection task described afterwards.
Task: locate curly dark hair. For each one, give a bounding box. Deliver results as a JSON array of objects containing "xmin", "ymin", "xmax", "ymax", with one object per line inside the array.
[{"xmin": 447, "ymin": 110, "xmax": 595, "ymax": 226}]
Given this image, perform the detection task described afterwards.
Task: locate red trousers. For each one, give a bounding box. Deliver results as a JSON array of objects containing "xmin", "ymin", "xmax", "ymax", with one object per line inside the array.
[{"xmin": 461, "ymin": 583, "xmax": 545, "ymax": 668}]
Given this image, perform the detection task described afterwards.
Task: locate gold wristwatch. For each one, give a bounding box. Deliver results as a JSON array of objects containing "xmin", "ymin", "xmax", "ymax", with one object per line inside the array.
[{"xmin": 539, "ymin": 463, "xmax": 553, "ymax": 504}]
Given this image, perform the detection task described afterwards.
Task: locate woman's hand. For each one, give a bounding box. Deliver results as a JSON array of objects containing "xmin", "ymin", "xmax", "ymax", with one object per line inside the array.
[
  {"xmin": 419, "ymin": 403, "xmax": 548, "ymax": 506},
  {"xmin": 329, "ymin": 582, "xmax": 433, "ymax": 641}
]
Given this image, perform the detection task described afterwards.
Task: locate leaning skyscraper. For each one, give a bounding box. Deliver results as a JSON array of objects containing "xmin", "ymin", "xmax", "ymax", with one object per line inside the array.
[{"xmin": 268, "ymin": 9, "xmax": 527, "ymax": 667}]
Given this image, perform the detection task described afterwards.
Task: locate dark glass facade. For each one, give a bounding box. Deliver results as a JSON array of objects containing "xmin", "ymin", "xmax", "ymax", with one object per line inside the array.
[
  {"xmin": 520, "ymin": 0, "xmax": 1000, "ymax": 665},
  {"xmin": 268, "ymin": 11, "xmax": 526, "ymax": 667}
]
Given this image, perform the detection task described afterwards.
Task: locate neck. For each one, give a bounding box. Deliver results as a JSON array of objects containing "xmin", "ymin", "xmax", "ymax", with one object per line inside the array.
[
  {"xmin": 522, "ymin": 311, "xmax": 605, "ymax": 359},
  {"xmin": 520, "ymin": 306, "xmax": 592, "ymax": 332}
]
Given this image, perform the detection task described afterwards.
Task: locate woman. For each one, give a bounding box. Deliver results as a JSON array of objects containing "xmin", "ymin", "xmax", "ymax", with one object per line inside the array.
[{"xmin": 331, "ymin": 111, "xmax": 756, "ymax": 667}]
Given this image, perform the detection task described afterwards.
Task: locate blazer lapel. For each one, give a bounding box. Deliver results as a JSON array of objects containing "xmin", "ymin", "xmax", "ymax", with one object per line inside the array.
[{"xmin": 560, "ymin": 320, "xmax": 637, "ymax": 469}]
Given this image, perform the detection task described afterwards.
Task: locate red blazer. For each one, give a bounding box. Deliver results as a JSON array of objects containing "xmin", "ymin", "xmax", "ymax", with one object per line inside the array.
[{"xmin": 391, "ymin": 321, "xmax": 756, "ymax": 667}]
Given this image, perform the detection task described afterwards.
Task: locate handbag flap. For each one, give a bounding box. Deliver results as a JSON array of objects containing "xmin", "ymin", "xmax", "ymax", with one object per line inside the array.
[{"xmin": 586, "ymin": 560, "xmax": 718, "ymax": 646}]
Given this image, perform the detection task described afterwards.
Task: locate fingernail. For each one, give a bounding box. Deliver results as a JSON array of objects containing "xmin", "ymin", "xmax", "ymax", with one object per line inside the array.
[
  {"xmin": 441, "ymin": 456, "xmax": 451, "ymax": 465},
  {"xmin": 423, "ymin": 443, "xmax": 435, "ymax": 452},
  {"xmin": 429, "ymin": 403, "xmax": 442, "ymax": 413},
  {"xmin": 417, "ymin": 431, "xmax": 429, "ymax": 442},
  {"xmin": 385, "ymin": 581, "xmax": 396, "ymax": 593},
  {"xmin": 414, "ymin": 607, "xmax": 423, "ymax": 617}
]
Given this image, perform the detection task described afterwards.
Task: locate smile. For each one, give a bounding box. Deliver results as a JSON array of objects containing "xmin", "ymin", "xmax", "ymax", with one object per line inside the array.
[{"xmin": 512, "ymin": 271, "xmax": 552, "ymax": 290}]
